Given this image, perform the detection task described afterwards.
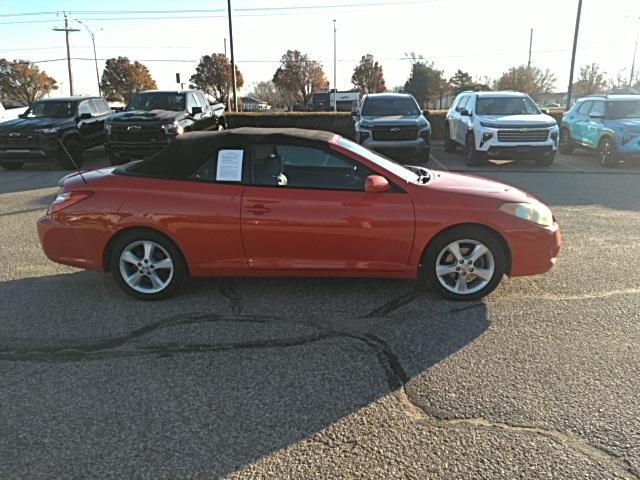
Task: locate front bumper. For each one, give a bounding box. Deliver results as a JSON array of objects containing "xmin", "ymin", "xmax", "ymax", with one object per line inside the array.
[
  {"xmin": 475, "ymin": 126, "xmax": 558, "ymax": 157},
  {"xmin": 360, "ymin": 137, "xmax": 430, "ymax": 159},
  {"xmin": 507, "ymin": 222, "xmax": 561, "ymax": 276},
  {"xmin": 0, "ymin": 137, "xmax": 62, "ymax": 163},
  {"xmin": 105, "ymin": 139, "xmax": 170, "ymax": 161}
]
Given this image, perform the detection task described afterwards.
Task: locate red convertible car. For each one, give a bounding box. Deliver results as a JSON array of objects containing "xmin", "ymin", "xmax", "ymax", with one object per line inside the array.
[{"xmin": 38, "ymin": 128, "xmax": 561, "ymax": 301}]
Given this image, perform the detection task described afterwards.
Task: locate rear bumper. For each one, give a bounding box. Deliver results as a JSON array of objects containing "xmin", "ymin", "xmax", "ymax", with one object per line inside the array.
[
  {"xmin": 37, "ymin": 215, "xmax": 108, "ymax": 271},
  {"xmin": 507, "ymin": 222, "xmax": 561, "ymax": 276}
]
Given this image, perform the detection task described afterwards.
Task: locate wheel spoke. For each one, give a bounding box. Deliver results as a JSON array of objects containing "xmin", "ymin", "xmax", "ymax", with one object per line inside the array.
[
  {"xmin": 121, "ymin": 250, "xmax": 141, "ymax": 266},
  {"xmin": 455, "ymin": 274, "xmax": 468, "ymax": 293},
  {"xmin": 154, "ymin": 257, "xmax": 173, "ymax": 270},
  {"xmin": 436, "ymin": 264, "xmax": 458, "ymax": 277},
  {"xmin": 470, "ymin": 244, "xmax": 488, "ymax": 262},
  {"xmin": 448, "ymin": 242, "xmax": 463, "ymax": 262},
  {"xmin": 148, "ymin": 272, "xmax": 164, "ymax": 289},
  {"xmin": 127, "ymin": 271, "xmax": 144, "ymax": 287},
  {"xmin": 143, "ymin": 241, "xmax": 154, "ymax": 262},
  {"xmin": 473, "ymin": 267, "xmax": 493, "ymax": 281}
]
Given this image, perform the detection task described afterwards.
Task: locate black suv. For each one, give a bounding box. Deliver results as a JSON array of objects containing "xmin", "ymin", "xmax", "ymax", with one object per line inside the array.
[
  {"xmin": 0, "ymin": 96, "xmax": 112, "ymax": 170},
  {"xmin": 105, "ymin": 90, "xmax": 225, "ymax": 165}
]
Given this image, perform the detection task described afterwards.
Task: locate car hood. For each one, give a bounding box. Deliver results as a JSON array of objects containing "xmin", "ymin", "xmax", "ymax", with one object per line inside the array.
[
  {"xmin": 109, "ymin": 110, "xmax": 187, "ymax": 124},
  {"xmin": 0, "ymin": 117, "xmax": 74, "ymax": 133},
  {"xmin": 426, "ymin": 170, "xmax": 537, "ymax": 204},
  {"xmin": 478, "ymin": 113, "xmax": 557, "ymax": 127},
  {"xmin": 360, "ymin": 115, "xmax": 428, "ymax": 127},
  {"xmin": 611, "ymin": 118, "xmax": 640, "ymax": 133}
]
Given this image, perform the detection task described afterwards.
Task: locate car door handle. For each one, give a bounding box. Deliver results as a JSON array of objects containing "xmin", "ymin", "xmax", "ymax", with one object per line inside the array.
[{"xmin": 244, "ymin": 204, "xmax": 271, "ymax": 215}]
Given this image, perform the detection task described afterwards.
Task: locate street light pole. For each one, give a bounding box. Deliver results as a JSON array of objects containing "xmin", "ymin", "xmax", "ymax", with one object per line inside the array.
[
  {"xmin": 227, "ymin": 0, "xmax": 238, "ymax": 112},
  {"xmin": 566, "ymin": 0, "xmax": 582, "ymax": 110},
  {"xmin": 630, "ymin": 17, "xmax": 640, "ymax": 89},
  {"xmin": 53, "ymin": 12, "xmax": 80, "ymax": 96},
  {"xmin": 333, "ymin": 19, "xmax": 337, "ymax": 112},
  {"xmin": 73, "ymin": 18, "xmax": 101, "ymax": 96}
]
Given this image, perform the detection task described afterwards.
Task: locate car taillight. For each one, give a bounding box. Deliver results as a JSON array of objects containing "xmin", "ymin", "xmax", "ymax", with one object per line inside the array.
[{"xmin": 48, "ymin": 191, "xmax": 93, "ymax": 214}]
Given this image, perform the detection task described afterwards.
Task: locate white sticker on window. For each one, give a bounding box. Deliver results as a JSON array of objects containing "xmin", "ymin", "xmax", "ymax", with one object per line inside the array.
[{"xmin": 216, "ymin": 149, "xmax": 244, "ymax": 182}]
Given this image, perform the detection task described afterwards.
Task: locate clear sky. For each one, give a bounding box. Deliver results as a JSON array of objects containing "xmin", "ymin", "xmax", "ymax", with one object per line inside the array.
[{"xmin": 0, "ymin": 0, "xmax": 638, "ymax": 98}]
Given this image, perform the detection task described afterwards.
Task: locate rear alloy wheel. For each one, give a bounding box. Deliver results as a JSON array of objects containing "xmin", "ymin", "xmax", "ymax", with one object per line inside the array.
[
  {"xmin": 0, "ymin": 161, "xmax": 23, "ymax": 170},
  {"xmin": 422, "ymin": 226, "xmax": 506, "ymax": 301},
  {"xmin": 110, "ymin": 230, "xmax": 187, "ymax": 300},
  {"xmin": 559, "ymin": 128, "xmax": 574, "ymax": 154},
  {"xmin": 444, "ymin": 124, "xmax": 456, "ymax": 153},
  {"xmin": 465, "ymin": 132, "xmax": 487, "ymax": 166},
  {"xmin": 599, "ymin": 137, "xmax": 620, "ymax": 168},
  {"xmin": 59, "ymin": 138, "xmax": 84, "ymax": 170}
]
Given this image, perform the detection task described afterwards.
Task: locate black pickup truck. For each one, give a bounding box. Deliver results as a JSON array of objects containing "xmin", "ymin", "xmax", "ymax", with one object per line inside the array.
[
  {"xmin": 0, "ymin": 96, "xmax": 112, "ymax": 170},
  {"xmin": 105, "ymin": 90, "xmax": 225, "ymax": 165}
]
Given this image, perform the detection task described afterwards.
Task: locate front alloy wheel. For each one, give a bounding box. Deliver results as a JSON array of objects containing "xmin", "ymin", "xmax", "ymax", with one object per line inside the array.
[{"xmin": 599, "ymin": 137, "xmax": 620, "ymax": 168}]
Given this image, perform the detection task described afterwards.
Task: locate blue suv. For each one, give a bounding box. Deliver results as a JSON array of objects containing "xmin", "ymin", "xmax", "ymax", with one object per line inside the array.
[{"xmin": 560, "ymin": 95, "xmax": 640, "ymax": 167}]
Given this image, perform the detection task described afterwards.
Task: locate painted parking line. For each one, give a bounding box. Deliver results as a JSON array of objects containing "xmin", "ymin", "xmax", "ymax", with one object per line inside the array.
[
  {"xmin": 555, "ymin": 159, "xmax": 589, "ymax": 172},
  {"xmin": 429, "ymin": 154, "xmax": 449, "ymax": 170}
]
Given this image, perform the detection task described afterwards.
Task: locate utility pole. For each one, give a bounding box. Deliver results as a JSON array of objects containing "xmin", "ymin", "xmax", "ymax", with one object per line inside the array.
[
  {"xmin": 528, "ymin": 28, "xmax": 533, "ymax": 69},
  {"xmin": 333, "ymin": 19, "xmax": 337, "ymax": 112},
  {"xmin": 227, "ymin": 0, "xmax": 238, "ymax": 112},
  {"xmin": 224, "ymin": 38, "xmax": 230, "ymax": 112},
  {"xmin": 566, "ymin": 0, "xmax": 582, "ymax": 110},
  {"xmin": 53, "ymin": 13, "xmax": 80, "ymax": 96},
  {"xmin": 631, "ymin": 40, "xmax": 638, "ymax": 88}
]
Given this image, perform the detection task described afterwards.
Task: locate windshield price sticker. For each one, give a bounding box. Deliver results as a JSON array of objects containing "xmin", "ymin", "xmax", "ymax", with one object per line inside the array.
[{"xmin": 216, "ymin": 150, "xmax": 244, "ymax": 182}]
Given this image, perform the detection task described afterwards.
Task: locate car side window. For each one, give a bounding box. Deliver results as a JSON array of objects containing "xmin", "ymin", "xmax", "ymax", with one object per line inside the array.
[
  {"xmin": 577, "ymin": 101, "xmax": 593, "ymax": 115},
  {"xmin": 188, "ymin": 148, "xmax": 248, "ymax": 182},
  {"xmin": 196, "ymin": 92, "xmax": 208, "ymax": 108},
  {"xmin": 78, "ymin": 100, "xmax": 93, "ymax": 117},
  {"xmin": 251, "ymin": 144, "xmax": 374, "ymax": 191},
  {"xmin": 186, "ymin": 93, "xmax": 198, "ymax": 112},
  {"xmin": 589, "ymin": 101, "xmax": 605, "ymax": 117},
  {"xmin": 90, "ymin": 99, "xmax": 108, "ymax": 115},
  {"xmin": 457, "ymin": 96, "xmax": 468, "ymax": 112}
]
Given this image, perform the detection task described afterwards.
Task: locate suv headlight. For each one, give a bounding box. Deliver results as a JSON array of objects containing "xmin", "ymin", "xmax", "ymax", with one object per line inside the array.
[
  {"xmin": 162, "ymin": 121, "xmax": 183, "ymax": 135},
  {"xmin": 358, "ymin": 128, "xmax": 371, "ymax": 143},
  {"xmin": 499, "ymin": 202, "xmax": 553, "ymax": 227},
  {"xmin": 35, "ymin": 127, "xmax": 58, "ymax": 134}
]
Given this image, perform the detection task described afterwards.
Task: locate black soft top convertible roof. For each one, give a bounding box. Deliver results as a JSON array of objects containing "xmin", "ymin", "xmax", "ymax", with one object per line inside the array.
[{"xmin": 127, "ymin": 128, "xmax": 339, "ymax": 179}]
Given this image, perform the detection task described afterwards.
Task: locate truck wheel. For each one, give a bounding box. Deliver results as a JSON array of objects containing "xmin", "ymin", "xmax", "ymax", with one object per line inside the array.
[
  {"xmin": 444, "ymin": 124, "xmax": 456, "ymax": 152},
  {"xmin": 59, "ymin": 138, "xmax": 84, "ymax": 170},
  {"xmin": 599, "ymin": 137, "xmax": 620, "ymax": 168},
  {"xmin": 559, "ymin": 128, "xmax": 574, "ymax": 154},
  {"xmin": 0, "ymin": 161, "xmax": 23, "ymax": 170},
  {"xmin": 465, "ymin": 132, "xmax": 487, "ymax": 166},
  {"xmin": 417, "ymin": 147, "xmax": 430, "ymax": 163}
]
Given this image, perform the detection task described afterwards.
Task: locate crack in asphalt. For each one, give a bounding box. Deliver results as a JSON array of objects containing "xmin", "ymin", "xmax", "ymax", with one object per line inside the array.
[{"xmin": 1, "ymin": 290, "xmax": 635, "ymax": 478}]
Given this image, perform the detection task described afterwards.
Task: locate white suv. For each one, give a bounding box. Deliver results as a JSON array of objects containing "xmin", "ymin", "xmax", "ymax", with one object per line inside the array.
[{"xmin": 444, "ymin": 91, "xmax": 559, "ymax": 166}]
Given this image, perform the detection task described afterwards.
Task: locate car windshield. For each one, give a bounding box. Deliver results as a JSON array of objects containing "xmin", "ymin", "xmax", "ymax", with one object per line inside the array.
[
  {"xmin": 607, "ymin": 100, "xmax": 640, "ymax": 119},
  {"xmin": 126, "ymin": 92, "xmax": 185, "ymax": 112},
  {"xmin": 361, "ymin": 97, "xmax": 420, "ymax": 116},
  {"xmin": 337, "ymin": 137, "xmax": 419, "ymax": 183},
  {"xmin": 23, "ymin": 101, "xmax": 75, "ymax": 118},
  {"xmin": 476, "ymin": 96, "xmax": 540, "ymax": 116}
]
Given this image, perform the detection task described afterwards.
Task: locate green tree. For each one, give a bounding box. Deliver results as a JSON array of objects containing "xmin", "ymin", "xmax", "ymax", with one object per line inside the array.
[
  {"xmin": 0, "ymin": 58, "xmax": 58, "ymax": 104},
  {"xmin": 272, "ymin": 50, "xmax": 328, "ymax": 104},
  {"xmin": 404, "ymin": 61, "xmax": 449, "ymax": 107},
  {"xmin": 100, "ymin": 57, "xmax": 157, "ymax": 103},
  {"xmin": 572, "ymin": 63, "xmax": 607, "ymax": 97},
  {"xmin": 495, "ymin": 65, "xmax": 556, "ymax": 100},
  {"xmin": 190, "ymin": 53, "xmax": 244, "ymax": 105},
  {"xmin": 351, "ymin": 54, "xmax": 386, "ymax": 94}
]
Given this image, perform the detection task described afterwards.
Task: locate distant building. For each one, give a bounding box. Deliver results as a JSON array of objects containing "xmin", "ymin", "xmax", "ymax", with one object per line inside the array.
[
  {"xmin": 240, "ymin": 96, "xmax": 270, "ymax": 112},
  {"xmin": 312, "ymin": 89, "xmax": 360, "ymax": 112}
]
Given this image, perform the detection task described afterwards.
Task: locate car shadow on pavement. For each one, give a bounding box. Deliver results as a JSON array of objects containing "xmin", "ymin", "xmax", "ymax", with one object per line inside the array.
[{"xmin": 0, "ymin": 271, "xmax": 489, "ymax": 478}]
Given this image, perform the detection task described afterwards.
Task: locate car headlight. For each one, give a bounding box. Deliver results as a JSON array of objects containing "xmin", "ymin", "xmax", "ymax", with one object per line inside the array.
[
  {"xmin": 358, "ymin": 128, "xmax": 371, "ymax": 143},
  {"xmin": 162, "ymin": 121, "xmax": 183, "ymax": 135},
  {"xmin": 480, "ymin": 121, "xmax": 498, "ymax": 128},
  {"xmin": 35, "ymin": 127, "xmax": 58, "ymax": 134},
  {"xmin": 499, "ymin": 202, "xmax": 554, "ymax": 227}
]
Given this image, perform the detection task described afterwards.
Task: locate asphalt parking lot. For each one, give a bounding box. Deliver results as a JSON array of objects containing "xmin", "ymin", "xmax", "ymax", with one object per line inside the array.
[{"xmin": 1, "ymin": 145, "xmax": 639, "ymax": 479}]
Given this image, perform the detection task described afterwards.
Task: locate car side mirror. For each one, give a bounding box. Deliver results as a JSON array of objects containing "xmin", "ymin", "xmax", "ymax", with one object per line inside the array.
[
  {"xmin": 18, "ymin": 113, "xmax": 26, "ymax": 119},
  {"xmin": 191, "ymin": 106, "xmax": 203, "ymax": 116},
  {"xmin": 364, "ymin": 175, "xmax": 391, "ymax": 193},
  {"xmin": 541, "ymin": 108, "xmax": 550, "ymax": 115},
  {"xmin": 351, "ymin": 109, "xmax": 359, "ymax": 119},
  {"xmin": 460, "ymin": 108, "xmax": 470, "ymax": 117},
  {"xmin": 79, "ymin": 112, "xmax": 92, "ymax": 120},
  {"xmin": 422, "ymin": 109, "xmax": 430, "ymax": 117}
]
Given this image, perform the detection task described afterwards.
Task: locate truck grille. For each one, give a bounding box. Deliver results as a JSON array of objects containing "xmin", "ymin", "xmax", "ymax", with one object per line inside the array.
[
  {"xmin": 0, "ymin": 134, "xmax": 39, "ymax": 148},
  {"xmin": 497, "ymin": 129, "xmax": 549, "ymax": 143},
  {"xmin": 371, "ymin": 125, "xmax": 417, "ymax": 142},
  {"xmin": 110, "ymin": 124, "xmax": 165, "ymax": 143}
]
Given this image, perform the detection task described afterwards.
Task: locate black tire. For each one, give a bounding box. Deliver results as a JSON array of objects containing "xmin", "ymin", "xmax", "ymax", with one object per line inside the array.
[
  {"xmin": 465, "ymin": 132, "xmax": 487, "ymax": 166},
  {"xmin": 417, "ymin": 147, "xmax": 430, "ymax": 163},
  {"xmin": 109, "ymin": 229, "xmax": 187, "ymax": 301},
  {"xmin": 59, "ymin": 138, "xmax": 84, "ymax": 170},
  {"xmin": 108, "ymin": 152, "xmax": 128, "ymax": 166},
  {"xmin": 0, "ymin": 161, "xmax": 23, "ymax": 170},
  {"xmin": 535, "ymin": 150, "xmax": 556, "ymax": 167},
  {"xmin": 444, "ymin": 124, "xmax": 456, "ymax": 153},
  {"xmin": 598, "ymin": 137, "xmax": 620, "ymax": 168},
  {"xmin": 559, "ymin": 128, "xmax": 574, "ymax": 154},
  {"xmin": 420, "ymin": 225, "xmax": 506, "ymax": 301}
]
